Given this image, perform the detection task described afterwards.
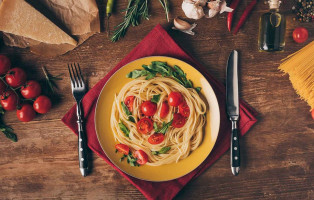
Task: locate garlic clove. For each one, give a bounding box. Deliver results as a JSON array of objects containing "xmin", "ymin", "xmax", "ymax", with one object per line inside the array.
[
  {"xmin": 182, "ymin": 1, "xmax": 205, "ymax": 20},
  {"xmin": 207, "ymin": 9, "xmax": 219, "ymax": 18},
  {"xmin": 220, "ymin": 1, "xmax": 233, "ymax": 14},
  {"xmin": 174, "ymin": 17, "xmax": 192, "ymax": 30}
]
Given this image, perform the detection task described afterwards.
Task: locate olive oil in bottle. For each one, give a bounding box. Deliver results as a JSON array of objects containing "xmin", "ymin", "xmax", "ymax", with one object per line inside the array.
[{"xmin": 258, "ymin": 0, "xmax": 286, "ymax": 52}]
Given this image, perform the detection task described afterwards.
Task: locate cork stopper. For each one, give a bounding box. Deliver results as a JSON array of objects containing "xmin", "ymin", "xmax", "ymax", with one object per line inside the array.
[{"xmin": 268, "ymin": 0, "xmax": 281, "ymax": 9}]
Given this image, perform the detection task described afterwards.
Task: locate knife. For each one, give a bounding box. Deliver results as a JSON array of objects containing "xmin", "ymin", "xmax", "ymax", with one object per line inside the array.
[{"xmin": 226, "ymin": 50, "xmax": 240, "ymax": 176}]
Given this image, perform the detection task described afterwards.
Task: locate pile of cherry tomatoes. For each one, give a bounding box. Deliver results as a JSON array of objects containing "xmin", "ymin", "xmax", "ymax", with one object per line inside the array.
[
  {"xmin": 0, "ymin": 55, "xmax": 52, "ymax": 122},
  {"xmin": 115, "ymin": 91, "xmax": 190, "ymax": 165}
]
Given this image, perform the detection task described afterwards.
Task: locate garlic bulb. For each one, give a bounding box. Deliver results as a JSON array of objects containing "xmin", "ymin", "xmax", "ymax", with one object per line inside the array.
[
  {"xmin": 182, "ymin": 0, "xmax": 205, "ymax": 20},
  {"xmin": 172, "ymin": 17, "xmax": 197, "ymax": 35}
]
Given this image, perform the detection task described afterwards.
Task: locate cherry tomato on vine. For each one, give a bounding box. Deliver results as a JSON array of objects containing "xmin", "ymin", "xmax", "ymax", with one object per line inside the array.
[
  {"xmin": 124, "ymin": 96, "xmax": 135, "ymax": 112},
  {"xmin": 134, "ymin": 150, "xmax": 148, "ymax": 165},
  {"xmin": 33, "ymin": 95, "xmax": 52, "ymax": 114},
  {"xmin": 136, "ymin": 118, "xmax": 153, "ymax": 134},
  {"xmin": 148, "ymin": 133, "xmax": 165, "ymax": 145},
  {"xmin": 179, "ymin": 101, "xmax": 190, "ymax": 117},
  {"xmin": 115, "ymin": 144, "xmax": 130, "ymax": 155},
  {"xmin": 0, "ymin": 80, "xmax": 7, "ymax": 95},
  {"xmin": 16, "ymin": 104, "xmax": 36, "ymax": 122},
  {"xmin": 160, "ymin": 101, "xmax": 169, "ymax": 118},
  {"xmin": 20, "ymin": 80, "xmax": 41, "ymax": 99},
  {"xmin": 0, "ymin": 55, "xmax": 11, "ymax": 75},
  {"xmin": 293, "ymin": 27, "xmax": 308, "ymax": 43},
  {"xmin": 168, "ymin": 92, "xmax": 183, "ymax": 107},
  {"xmin": 141, "ymin": 101, "xmax": 157, "ymax": 116},
  {"xmin": 172, "ymin": 113, "xmax": 186, "ymax": 128},
  {"xmin": 5, "ymin": 67, "xmax": 27, "ymax": 88},
  {"xmin": 0, "ymin": 90, "xmax": 18, "ymax": 111}
]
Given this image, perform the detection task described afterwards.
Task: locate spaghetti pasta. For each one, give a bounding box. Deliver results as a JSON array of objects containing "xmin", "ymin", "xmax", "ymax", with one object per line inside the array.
[{"xmin": 110, "ymin": 76, "xmax": 207, "ymax": 166}]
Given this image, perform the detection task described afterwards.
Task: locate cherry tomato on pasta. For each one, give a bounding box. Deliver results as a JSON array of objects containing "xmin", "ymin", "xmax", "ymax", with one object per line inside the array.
[
  {"xmin": 21, "ymin": 80, "xmax": 41, "ymax": 99},
  {"xmin": 5, "ymin": 67, "xmax": 27, "ymax": 88},
  {"xmin": 160, "ymin": 101, "xmax": 169, "ymax": 118},
  {"xmin": 172, "ymin": 113, "xmax": 186, "ymax": 128},
  {"xmin": 0, "ymin": 90, "xmax": 18, "ymax": 111},
  {"xmin": 115, "ymin": 144, "xmax": 130, "ymax": 155},
  {"xmin": 124, "ymin": 96, "xmax": 135, "ymax": 112},
  {"xmin": 0, "ymin": 55, "xmax": 11, "ymax": 75},
  {"xmin": 136, "ymin": 118, "xmax": 153, "ymax": 134},
  {"xmin": 141, "ymin": 100, "xmax": 157, "ymax": 116},
  {"xmin": 293, "ymin": 27, "xmax": 308, "ymax": 43},
  {"xmin": 134, "ymin": 150, "xmax": 148, "ymax": 165},
  {"xmin": 16, "ymin": 104, "xmax": 36, "ymax": 122},
  {"xmin": 148, "ymin": 133, "xmax": 165, "ymax": 145},
  {"xmin": 168, "ymin": 92, "xmax": 183, "ymax": 107},
  {"xmin": 178, "ymin": 101, "xmax": 190, "ymax": 117}
]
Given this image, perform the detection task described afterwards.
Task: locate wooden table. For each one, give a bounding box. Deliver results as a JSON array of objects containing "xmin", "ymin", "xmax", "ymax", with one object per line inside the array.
[{"xmin": 0, "ymin": 1, "xmax": 313, "ymax": 199}]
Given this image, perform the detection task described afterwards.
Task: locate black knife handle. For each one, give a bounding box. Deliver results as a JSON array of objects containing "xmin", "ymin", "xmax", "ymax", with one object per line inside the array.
[{"xmin": 231, "ymin": 124, "xmax": 240, "ymax": 168}]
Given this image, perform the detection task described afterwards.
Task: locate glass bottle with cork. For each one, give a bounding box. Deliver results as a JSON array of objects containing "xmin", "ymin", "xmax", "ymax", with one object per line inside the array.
[{"xmin": 258, "ymin": 0, "xmax": 286, "ymax": 52}]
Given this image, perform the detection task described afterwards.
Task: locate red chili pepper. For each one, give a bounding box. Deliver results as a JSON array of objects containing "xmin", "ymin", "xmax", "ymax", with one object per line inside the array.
[
  {"xmin": 227, "ymin": 0, "xmax": 241, "ymax": 32},
  {"xmin": 233, "ymin": 0, "xmax": 257, "ymax": 35}
]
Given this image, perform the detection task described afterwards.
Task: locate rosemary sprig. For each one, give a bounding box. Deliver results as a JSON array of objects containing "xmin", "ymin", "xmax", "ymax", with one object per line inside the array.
[
  {"xmin": 158, "ymin": 0, "xmax": 169, "ymax": 22},
  {"xmin": 42, "ymin": 66, "xmax": 63, "ymax": 93}
]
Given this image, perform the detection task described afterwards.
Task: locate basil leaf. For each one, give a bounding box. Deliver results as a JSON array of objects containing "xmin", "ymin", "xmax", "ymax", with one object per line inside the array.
[
  {"xmin": 151, "ymin": 94, "xmax": 161, "ymax": 104},
  {"xmin": 121, "ymin": 102, "xmax": 132, "ymax": 116},
  {"xmin": 159, "ymin": 120, "xmax": 173, "ymax": 134},
  {"xmin": 152, "ymin": 146, "xmax": 171, "ymax": 155},
  {"xmin": 128, "ymin": 116, "xmax": 135, "ymax": 123},
  {"xmin": 119, "ymin": 122, "xmax": 130, "ymax": 137},
  {"xmin": 126, "ymin": 69, "xmax": 147, "ymax": 78},
  {"xmin": 195, "ymin": 87, "xmax": 202, "ymax": 93}
]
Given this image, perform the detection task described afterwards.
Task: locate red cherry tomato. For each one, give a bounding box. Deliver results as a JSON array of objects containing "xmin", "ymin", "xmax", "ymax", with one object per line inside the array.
[
  {"xmin": 21, "ymin": 80, "xmax": 41, "ymax": 99},
  {"xmin": 293, "ymin": 27, "xmax": 308, "ymax": 43},
  {"xmin": 179, "ymin": 101, "xmax": 190, "ymax": 117},
  {"xmin": 311, "ymin": 109, "xmax": 314, "ymax": 120},
  {"xmin": 115, "ymin": 144, "xmax": 130, "ymax": 155},
  {"xmin": 124, "ymin": 96, "xmax": 135, "ymax": 112},
  {"xmin": 168, "ymin": 92, "xmax": 183, "ymax": 107},
  {"xmin": 16, "ymin": 104, "xmax": 36, "ymax": 122},
  {"xmin": 134, "ymin": 150, "xmax": 148, "ymax": 165},
  {"xmin": 160, "ymin": 101, "xmax": 170, "ymax": 118},
  {"xmin": 148, "ymin": 133, "xmax": 165, "ymax": 145},
  {"xmin": 0, "ymin": 55, "xmax": 11, "ymax": 75},
  {"xmin": 141, "ymin": 101, "xmax": 157, "ymax": 116},
  {"xmin": 5, "ymin": 67, "xmax": 27, "ymax": 88},
  {"xmin": 0, "ymin": 90, "xmax": 18, "ymax": 111},
  {"xmin": 33, "ymin": 95, "xmax": 52, "ymax": 114},
  {"xmin": 0, "ymin": 80, "xmax": 7, "ymax": 95},
  {"xmin": 136, "ymin": 118, "xmax": 153, "ymax": 134},
  {"xmin": 172, "ymin": 113, "xmax": 186, "ymax": 128}
]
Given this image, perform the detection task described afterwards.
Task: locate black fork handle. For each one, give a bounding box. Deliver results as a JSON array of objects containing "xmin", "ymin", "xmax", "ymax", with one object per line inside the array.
[{"xmin": 77, "ymin": 101, "xmax": 88, "ymax": 176}]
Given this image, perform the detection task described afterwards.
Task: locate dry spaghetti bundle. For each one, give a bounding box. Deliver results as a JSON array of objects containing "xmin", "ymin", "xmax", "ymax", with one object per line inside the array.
[{"xmin": 279, "ymin": 41, "xmax": 314, "ymax": 110}]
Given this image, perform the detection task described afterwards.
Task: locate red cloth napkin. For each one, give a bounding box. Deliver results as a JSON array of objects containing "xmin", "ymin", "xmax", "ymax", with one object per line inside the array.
[{"xmin": 62, "ymin": 24, "xmax": 258, "ymax": 200}]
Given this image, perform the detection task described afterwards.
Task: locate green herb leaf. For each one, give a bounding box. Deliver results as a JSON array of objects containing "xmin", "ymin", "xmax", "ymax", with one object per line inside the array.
[
  {"xmin": 120, "ymin": 155, "xmax": 127, "ymax": 162},
  {"xmin": 151, "ymin": 94, "xmax": 161, "ymax": 104},
  {"xmin": 153, "ymin": 122, "xmax": 159, "ymax": 132},
  {"xmin": 145, "ymin": 72, "xmax": 156, "ymax": 80},
  {"xmin": 128, "ymin": 116, "xmax": 135, "ymax": 123},
  {"xmin": 119, "ymin": 121, "xmax": 130, "ymax": 137},
  {"xmin": 195, "ymin": 87, "xmax": 202, "ymax": 93},
  {"xmin": 121, "ymin": 101, "xmax": 132, "ymax": 116},
  {"xmin": 152, "ymin": 146, "xmax": 171, "ymax": 155},
  {"xmin": 159, "ymin": 120, "xmax": 173, "ymax": 135},
  {"xmin": 126, "ymin": 69, "xmax": 147, "ymax": 79},
  {"xmin": 115, "ymin": 149, "xmax": 118, "ymax": 153}
]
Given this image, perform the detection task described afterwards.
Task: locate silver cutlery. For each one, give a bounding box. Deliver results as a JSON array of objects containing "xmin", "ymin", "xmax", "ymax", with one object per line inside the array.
[
  {"xmin": 226, "ymin": 50, "xmax": 240, "ymax": 176},
  {"xmin": 68, "ymin": 63, "xmax": 88, "ymax": 177}
]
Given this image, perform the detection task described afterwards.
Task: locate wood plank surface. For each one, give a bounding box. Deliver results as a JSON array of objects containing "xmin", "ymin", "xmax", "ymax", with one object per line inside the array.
[{"xmin": 0, "ymin": 0, "xmax": 313, "ymax": 199}]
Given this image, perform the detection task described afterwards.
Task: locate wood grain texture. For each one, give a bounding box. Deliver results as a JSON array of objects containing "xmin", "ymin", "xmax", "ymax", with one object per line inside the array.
[{"xmin": 0, "ymin": 0, "xmax": 313, "ymax": 199}]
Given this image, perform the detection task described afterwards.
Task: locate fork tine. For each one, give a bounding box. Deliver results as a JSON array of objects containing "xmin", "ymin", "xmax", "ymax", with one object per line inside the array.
[
  {"xmin": 74, "ymin": 63, "xmax": 82, "ymax": 87},
  {"xmin": 70, "ymin": 63, "xmax": 78, "ymax": 88},
  {"xmin": 68, "ymin": 64, "xmax": 74, "ymax": 87},
  {"xmin": 77, "ymin": 63, "xmax": 85, "ymax": 87}
]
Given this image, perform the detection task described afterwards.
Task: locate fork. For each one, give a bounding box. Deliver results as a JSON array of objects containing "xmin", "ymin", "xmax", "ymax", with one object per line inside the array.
[{"xmin": 68, "ymin": 63, "xmax": 88, "ymax": 177}]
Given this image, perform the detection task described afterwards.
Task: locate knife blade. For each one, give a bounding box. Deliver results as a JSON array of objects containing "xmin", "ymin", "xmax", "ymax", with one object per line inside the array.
[{"xmin": 226, "ymin": 50, "xmax": 240, "ymax": 176}]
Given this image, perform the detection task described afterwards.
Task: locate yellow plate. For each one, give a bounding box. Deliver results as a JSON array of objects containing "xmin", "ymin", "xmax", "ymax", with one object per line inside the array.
[{"xmin": 95, "ymin": 56, "xmax": 220, "ymax": 182}]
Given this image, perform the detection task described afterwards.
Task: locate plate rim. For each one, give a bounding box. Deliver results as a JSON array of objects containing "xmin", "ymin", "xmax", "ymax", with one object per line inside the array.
[{"xmin": 94, "ymin": 56, "xmax": 220, "ymax": 182}]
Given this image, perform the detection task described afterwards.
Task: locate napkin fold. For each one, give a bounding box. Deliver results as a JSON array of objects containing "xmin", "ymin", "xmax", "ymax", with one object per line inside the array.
[{"xmin": 62, "ymin": 24, "xmax": 258, "ymax": 200}]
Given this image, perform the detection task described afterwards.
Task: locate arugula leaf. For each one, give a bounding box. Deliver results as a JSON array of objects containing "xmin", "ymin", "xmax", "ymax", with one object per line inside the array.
[
  {"xmin": 159, "ymin": 120, "xmax": 173, "ymax": 135},
  {"xmin": 121, "ymin": 102, "xmax": 132, "ymax": 116},
  {"xmin": 174, "ymin": 65, "xmax": 185, "ymax": 77},
  {"xmin": 120, "ymin": 154, "xmax": 127, "ymax": 162},
  {"xmin": 145, "ymin": 72, "xmax": 156, "ymax": 80},
  {"xmin": 195, "ymin": 87, "xmax": 202, "ymax": 93},
  {"xmin": 126, "ymin": 69, "xmax": 147, "ymax": 78},
  {"xmin": 153, "ymin": 122, "xmax": 159, "ymax": 132},
  {"xmin": 151, "ymin": 94, "xmax": 161, "ymax": 104},
  {"xmin": 128, "ymin": 116, "xmax": 135, "ymax": 123},
  {"xmin": 119, "ymin": 121, "xmax": 130, "ymax": 137},
  {"xmin": 127, "ymin": 154, "xmax": 140, "ymax": 167},
  {"xmin": 152, "ymin": 146, "xmax": 171, "ymax": 155}
]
